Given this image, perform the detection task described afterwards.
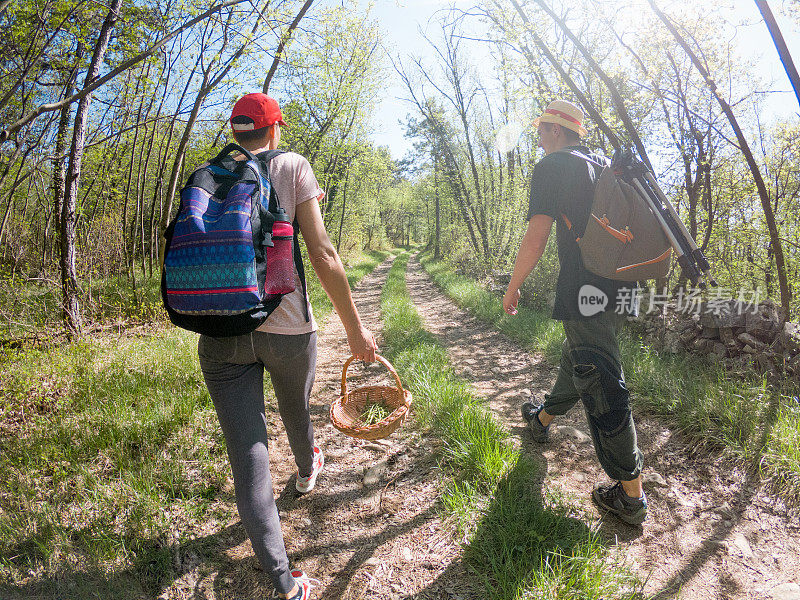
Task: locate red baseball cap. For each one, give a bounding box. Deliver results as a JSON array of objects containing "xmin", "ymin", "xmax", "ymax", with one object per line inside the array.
[{"xmin": 230, "ymin": 93, "xmax": 287, "ymax": 130}]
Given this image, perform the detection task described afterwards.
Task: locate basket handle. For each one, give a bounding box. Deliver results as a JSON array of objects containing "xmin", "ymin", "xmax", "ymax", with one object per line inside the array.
[{"xmin": 340, "ymin": 354, "xmax": 406, "ymax": 399}]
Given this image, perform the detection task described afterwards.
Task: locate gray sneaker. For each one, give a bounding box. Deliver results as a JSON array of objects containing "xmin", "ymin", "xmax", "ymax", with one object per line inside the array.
[
  {"xmin": 592, "ymin": 481, "xmax": 648, "ymax": 525},
  {"xmin": 521, "ymin": 401, "xmax": 550, "ymax": 443}
]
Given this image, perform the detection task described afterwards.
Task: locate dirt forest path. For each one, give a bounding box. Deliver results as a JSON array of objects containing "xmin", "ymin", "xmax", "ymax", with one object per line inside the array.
[{"xmin": 404, "ymin": 254, "xmax": 800, "ymax": 600}]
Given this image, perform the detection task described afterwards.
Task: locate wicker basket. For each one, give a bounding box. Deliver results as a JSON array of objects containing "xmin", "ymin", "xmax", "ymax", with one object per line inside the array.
[{"xmin": 329, "ymin": 354, "xmax": 412, "ymax": 440}]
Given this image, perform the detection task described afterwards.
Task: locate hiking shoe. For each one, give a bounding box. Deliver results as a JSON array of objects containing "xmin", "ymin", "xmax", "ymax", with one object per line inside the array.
[
  {"xmin": 592, "ymin": 481, "xmax": 648, "ymax": 525},
  {"xmin": 285, "ymin": 570, "xmax": 319, "ymax": 600},
  {"xmin": 521, "ymin": 401, "xmax": 550, "ymax": 443},
  {"xmin": 296, "ymin": 447, "xmax": 324, "ymax": 493}
]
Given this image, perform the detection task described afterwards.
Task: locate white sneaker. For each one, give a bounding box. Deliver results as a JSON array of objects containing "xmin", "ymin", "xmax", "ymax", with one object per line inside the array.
[
  {"xmin": 275, "ymin": 570, "xmax": 319, "ymax": 599},
  {"xmin": 288, "ymin": 570, "xmax": 319, "ymax": 599},
  {"xmin": 295, "ymin": 447, "xmax": 324, "ymax": 493}
]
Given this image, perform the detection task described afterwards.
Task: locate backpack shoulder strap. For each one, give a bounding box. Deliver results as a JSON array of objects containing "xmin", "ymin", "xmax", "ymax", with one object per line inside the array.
[
  {"xmin": 554, "ymin": 148, "xmax": 609, "ymax": 169},
  {"xmin": 256, "ymin": 150, "xmax": 287, "ymax": 213},
  {"xmin": 260, "ymin": 149, "xmax": 285, "ymax": 163},
  {"xmin": 551, "ymin": 149, "xmax": 609, "ymax": 242},
  {"xmin": 292, "ymin": 218, "xmax": 310, "ymax": 323}
]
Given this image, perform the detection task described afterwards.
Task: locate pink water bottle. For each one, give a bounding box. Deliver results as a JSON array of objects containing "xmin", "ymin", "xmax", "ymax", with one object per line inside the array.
[{"xmin": 264, "ymin": 207, "xmax": 296, "ymax": 299}]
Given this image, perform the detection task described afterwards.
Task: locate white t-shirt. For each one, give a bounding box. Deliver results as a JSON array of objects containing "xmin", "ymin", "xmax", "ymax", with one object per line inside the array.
[{"xmin": 255, "ymin": 151, "xmax": 322, "ymax": 335}]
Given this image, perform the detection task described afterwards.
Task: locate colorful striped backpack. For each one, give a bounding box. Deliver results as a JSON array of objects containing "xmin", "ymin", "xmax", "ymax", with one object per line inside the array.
[{"xmin": 161, "ymin": 144, "xmax": 307, "ymax": 337}]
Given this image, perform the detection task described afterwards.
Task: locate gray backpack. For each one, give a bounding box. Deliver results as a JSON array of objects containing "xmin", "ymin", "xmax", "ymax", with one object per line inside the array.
[{"xmin": 560, "ymin": 150, "xmax": 672, "ymax": 282}]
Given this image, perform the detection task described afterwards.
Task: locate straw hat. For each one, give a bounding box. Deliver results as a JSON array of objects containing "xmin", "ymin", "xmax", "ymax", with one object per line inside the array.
[{"xmin": 533, "ymin": 99, "xmax": 589, "ymax": 137}]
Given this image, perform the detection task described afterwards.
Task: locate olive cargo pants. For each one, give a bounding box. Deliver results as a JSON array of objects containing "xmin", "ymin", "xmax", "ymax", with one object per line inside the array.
[{"xmin": 542, "ymin": 311, "xmax": 644, "ymax": 482}]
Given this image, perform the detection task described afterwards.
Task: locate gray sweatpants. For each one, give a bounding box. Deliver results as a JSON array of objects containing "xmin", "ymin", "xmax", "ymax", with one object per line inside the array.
[{"xmin": 198, "ymin": 330, "xmax": 317, "ymax": 595}]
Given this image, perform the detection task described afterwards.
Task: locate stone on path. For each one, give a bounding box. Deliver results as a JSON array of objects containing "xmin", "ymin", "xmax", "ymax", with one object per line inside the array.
[
  {"xmin": 771, "ymin": 583, "xmax": 800, "ymax": 600},
  {"xmin": 558, "ymin": 425, "xmax": 591, "ymax": 443},
  {"xmin": 363, "ymin": 459, "xmax": 388, "ymax": 487},
  {"xmin": 732, "ymin": 533, "xmax": 754, "ymax": 559},
  {"xmin": 363, "ymin": 442, "xmax": 391, "ymax": 453},
  {"xmin": 643, "ymin": 471, "xmax": 668, "ymax": 487}
]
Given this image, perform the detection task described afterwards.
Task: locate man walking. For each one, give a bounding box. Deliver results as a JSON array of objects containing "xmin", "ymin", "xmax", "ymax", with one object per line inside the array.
[{"xmin": 502, "ymin": 99, "xmax": 647, "ymax": 526}]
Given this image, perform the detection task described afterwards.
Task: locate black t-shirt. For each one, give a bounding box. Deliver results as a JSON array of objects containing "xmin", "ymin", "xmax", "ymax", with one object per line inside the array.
[{"xmin": 527, "ymin": 146, "xmax": 632, "ymax": 320}]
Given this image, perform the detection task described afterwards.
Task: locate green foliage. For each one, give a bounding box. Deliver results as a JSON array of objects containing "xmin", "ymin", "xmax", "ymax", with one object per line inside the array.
[
  {"xmin": 274, "ymin": 2, "xmax": 389, "ymax": 256},
  {"xmin": 380, "ymin": 253, "xmax": 644, "ymax": 599},
  {"xmin": 0, "ymin": 265, "xmax": 165, "ymax": 340},
  {"xmin": 622, "ymin": 336, "xmax": 800, "ymax": 498},
  {"xmin": 400, "ymin": 1, "xmax": 800, "ymax": 318},
  {"xmin": 276, "ymin": 3, "xmax": 383, "ymax": 157},
  {"xmin": 1, "ymin": 0, "xmax": 403, "ymax": 343},
  {"xmin": 0, "ymin": 328, "xmax": 226, "ymax": 593}
]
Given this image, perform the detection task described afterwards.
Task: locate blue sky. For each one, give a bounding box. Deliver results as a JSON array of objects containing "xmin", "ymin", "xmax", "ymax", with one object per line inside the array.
[{"xmin": 364, "ymin": 0, "xmax": 800, "ymax": 160}]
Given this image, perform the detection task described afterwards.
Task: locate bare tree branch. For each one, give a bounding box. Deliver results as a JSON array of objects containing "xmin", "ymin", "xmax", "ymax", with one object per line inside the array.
[
  {"xmin": 647, "ymin": 0, "xmax": 791, "ymax": 317},
  {"xmin": 531, "ymin": 0, "xmax": 655, "ymax": 172},
  {"xmin": 263, "ymin": 0, "xmax": 315, "ymax": 93},
  {"xmin": 0, "ymin": 0, "xmax": 90, "ymax": 113},
  {"xmin": 492, "ymin": 0, "xmax": 623, "ymax": 151}
]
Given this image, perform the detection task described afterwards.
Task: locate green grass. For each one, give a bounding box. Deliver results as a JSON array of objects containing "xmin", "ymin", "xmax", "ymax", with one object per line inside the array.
[
  {"xmin": 0, "ymin": 266, "xmax": 168, "ymax": 341},
  {"xmin": 0, "ymin": 249, "xmax": 390, "ymax": 341},
  {"xmin": 381, "ymin": 252, "xmax": 644, "ymax": 600},
  {"xmin": 0, "ymin": 329, "xmax": 224, "ymax": 598},
  {"xmin": 420, "ymin": 252, "xmax": 800, "ymax": 504},
  {"xmin": 0, "ymin": 249, "xmax": 390, "ymax": 598}
]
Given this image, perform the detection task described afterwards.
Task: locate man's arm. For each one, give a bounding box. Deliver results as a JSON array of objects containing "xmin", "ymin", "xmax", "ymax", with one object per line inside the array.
[
  {"xmin": 296, "ymin": 198, "xmax": 377, "ymax": 361},
  {"xmin": 503, "ymin": 214, "xmax": 554, "ymax": 315}
]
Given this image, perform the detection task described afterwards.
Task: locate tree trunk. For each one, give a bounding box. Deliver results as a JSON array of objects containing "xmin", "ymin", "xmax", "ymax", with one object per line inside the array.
[
  {"xmin": 122, "ymin": 67, "xmax": 147, "ymax": 281},
  {"xmin": 649, "ymin": 0, "xmax": 791, "ymax": 318},
  {"xmin": 49, "ymin": 49, "xmax": 83, "ymax": 272},
  {"xmin": 60, "ymin": 0, "xmax": 122, "ymax": 336},
  {"xmin": 434, "ymin": 156, "xmax": 440, "ymax": 259}
]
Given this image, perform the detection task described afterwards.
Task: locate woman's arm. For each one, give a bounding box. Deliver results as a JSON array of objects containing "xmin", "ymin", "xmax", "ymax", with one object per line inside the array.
[{"xmin": 295, "ymin": 198, "xmax": 377, "ymax": 362}]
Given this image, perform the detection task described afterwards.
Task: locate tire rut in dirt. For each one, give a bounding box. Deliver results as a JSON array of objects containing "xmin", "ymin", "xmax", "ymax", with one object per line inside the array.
[{"xmin": 265, "ymin": 254, "xmax": 461, "ymax": 600}]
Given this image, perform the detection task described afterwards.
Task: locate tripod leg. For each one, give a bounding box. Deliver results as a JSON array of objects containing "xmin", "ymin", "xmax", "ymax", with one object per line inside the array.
[
  {"xmin": 642, "ymin": 172, "xmax": 715, "ymax": 285},
  {"xmin": 631, "ymin": 178, "xmax": 703, "ymax": 285}
]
